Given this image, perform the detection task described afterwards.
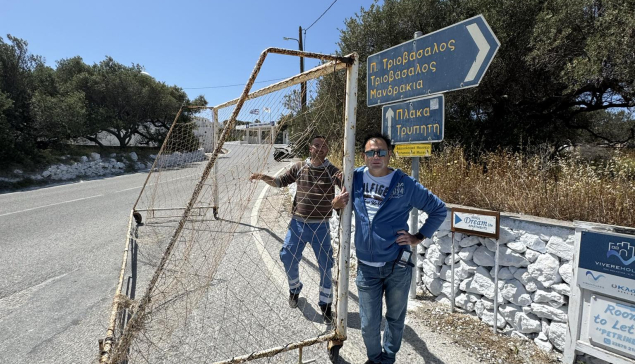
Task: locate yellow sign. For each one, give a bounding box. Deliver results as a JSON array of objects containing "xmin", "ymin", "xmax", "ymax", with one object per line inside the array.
[{"xmin": 394, "ymin": 143, "xmax": 431, "ymax": 157}]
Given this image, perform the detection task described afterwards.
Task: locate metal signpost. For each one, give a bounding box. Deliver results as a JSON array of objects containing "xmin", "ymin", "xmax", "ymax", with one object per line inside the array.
[
  {"xmin": 450, "ymin": 208, "xmax": 500, "ymax": 334},
  {"xmin": 565, "ymin": 222, "xmax": 635, "ymax": 364},
  {"xmin": 367, "ymin": 14, "xmax": 500, "ymax": 107},
  {"xmin": 367, "ymin": 15, "xmax": 499, "ymax": 299},
  {"xmin": 382, "ymin": 95, "xmax": 444, "ymax": 144}
]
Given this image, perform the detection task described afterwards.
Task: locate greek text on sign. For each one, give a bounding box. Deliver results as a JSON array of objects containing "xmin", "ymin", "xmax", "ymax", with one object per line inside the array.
[
  {"xmin": 382, "ymin": 95, "xmax": 444, "ymax": 144},
  {"xmin": 394, "ymin": 143, "xmax": 431, "ymax": 157},
  {"xmin": 589, "ymin": 294, "xmax": 635, "ymax": 359},
  {"xmin": 367, "ymin": 14, "xmax": 500, "ymax": 106},
  {"xmin": 451, "ymin": 207, "xmax": 499, "ymax": 239}
]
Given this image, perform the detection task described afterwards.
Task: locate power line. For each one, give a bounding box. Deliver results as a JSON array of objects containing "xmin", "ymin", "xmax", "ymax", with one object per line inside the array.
[
  {"xmin": 304, "ymin": 0, "xmax": 338, "ymax": 32},
  {"xmin": 183, "ymin": 77, "xmax": 288, "ymax": 90}
]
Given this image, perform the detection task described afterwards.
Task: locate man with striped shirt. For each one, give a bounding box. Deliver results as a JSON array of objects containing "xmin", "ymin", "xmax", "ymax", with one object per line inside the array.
[{"xmin": 250, "ymin": 136, "xmax": 342, "ymax": 324}]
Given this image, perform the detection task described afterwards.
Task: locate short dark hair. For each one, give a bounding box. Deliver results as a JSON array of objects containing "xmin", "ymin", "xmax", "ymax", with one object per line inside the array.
[
  {"xmin": 362, "ymin": 133, "xmax": 392, "ymax": 151},
  {"xmin": 312, "ymin": 135, "xmax": 326, "ymax": 141}
]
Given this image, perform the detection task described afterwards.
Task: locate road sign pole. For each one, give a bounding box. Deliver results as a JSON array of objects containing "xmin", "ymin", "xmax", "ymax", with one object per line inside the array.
[{"xmin": 409, "ymin": 156, "xmax": 419, "ymax": 299}]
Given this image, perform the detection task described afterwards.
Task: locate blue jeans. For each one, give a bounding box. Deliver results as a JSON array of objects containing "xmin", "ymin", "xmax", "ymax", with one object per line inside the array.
[
  {"xmin": 279, "ymin": 218, "xmax": 333, "ymax": 306},
  {"xmin": 356, "ymin": 261, "xmax": 412, "ymax": 364}
]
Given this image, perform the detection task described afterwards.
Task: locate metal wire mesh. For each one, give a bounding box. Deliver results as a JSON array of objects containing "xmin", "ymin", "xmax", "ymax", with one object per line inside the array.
[{"xmin": 101, "ymin": 59, "xmax": 352, "ymax": 364}]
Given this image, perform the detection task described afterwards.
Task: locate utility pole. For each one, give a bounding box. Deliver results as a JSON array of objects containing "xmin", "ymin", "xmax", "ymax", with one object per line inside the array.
[{"xmin": 298, "ymin": 26, "xmax": 306, "ymax": 111}]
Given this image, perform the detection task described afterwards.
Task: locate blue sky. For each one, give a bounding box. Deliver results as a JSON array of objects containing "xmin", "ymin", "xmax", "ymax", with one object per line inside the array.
[{"xmin": 0, "ymin": 0, "xmax": 380, "ymax": 107}]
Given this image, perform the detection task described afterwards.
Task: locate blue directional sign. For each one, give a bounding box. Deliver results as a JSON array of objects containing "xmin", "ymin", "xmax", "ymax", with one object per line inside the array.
[
  {"xmin": 367, "ymin": 15, "xmax": 500, "ymax": 106},
  {"xmin": 382, "ymin": 95, "xmax": 444, "ymax": 144}
]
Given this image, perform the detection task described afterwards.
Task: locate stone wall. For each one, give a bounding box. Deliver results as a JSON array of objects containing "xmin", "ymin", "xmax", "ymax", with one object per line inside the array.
[{"xmin": 417, "ymin": 205, "xmax": 575, "ymax": 353}]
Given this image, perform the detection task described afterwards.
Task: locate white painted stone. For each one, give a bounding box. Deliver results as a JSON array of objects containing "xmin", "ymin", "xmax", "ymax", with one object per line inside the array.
[
  {"xmin": 459, "ymin": 276, "xmax": 472, "ymax": 292},
  {"xmin": 473, "ymin": 246, "xmax": 495, "ymax": 266},
  {"xmin": 524, "ymin": 279, "xmax": 545, "ymax": 292},
  {"xmin": 484, "ymin": 238, "xmax": 497, "ymax": 252},
  {"xmin": 422, "ymin": 237, "xmax": 434, "ymax": 248},
  {"xmin": 461, "ymin": 259, "xmax": 478, "ymax": 273},
  {"xmin": 537, "ymin": 332, "xmax": 548, "ymax": 341},
  {"xmin": 440, "ymin": 261, "xmax": 472, "ymax": 282},
  {"xmin": 494, "ymin": 267, "xmax": 514, "ymax": 280},
  {"xmin": 421, "ymin": 259, "xmax": 440, "ymax": 278},
  {"xmin": 532, "ymin": 289, "xmax": 566, "ymax": 308},
  {"xmin": 417, "ymin": 244, "xmax": 426, "ymax": 255},
  {"xmin": 459, "ymin": 235, "xmax": 480, "ymax": 248},
  {"xmin": 129, "ymin": 151, "xmax": 138, "ymax": 161},
  {"xmin": 551, "ymin": 283, "xmax": 571, "ymax": 297},
  {"xmin": 524, "ymin": 249, "xmax": 540, "ymax": 263},
  {"xmin": 499, "ymin": 247, "xmax": 530, "ymax": 267},
  {"xmin": 458, "ymin": 245, "xmax": 478, "ymax": 261},
  {"xmin": 522, "ymin": 306, "xmax": 532, "ymax": 314},
  {"xmin": 558, "ymin": 262, "xmax": 572, "ymax": 284},
  {"xmin": 513, "ymin": 312, "xmax": 542, "ymax": 333},
  {"xmin": 541, "ymin": 319, "xmax": 550, "ymax": 336},
  {"xmin": 435, "ymin": 294, "xmax": 452, "ymax": 306},
  {"xmin": 498, "ymin": 303, "xmax": 521, "ymax": 325},
  {"xmin": 481, "ymin": 297, "xmax": 494, "ymax": 310},
  {"xmin": 527, "ymin": 253, "xmax": 562, "ymax": 288},
  {"xmin": 467, "ymin": 293, "xmax": 481, "ymax": 303},
  {"xmin": 90, "ymin": 152, "xmax": 101, "ymax": 161},
  {"xmin": 546, "ymin": 236, "xmax": 574, "ymax": 261},
  {"xmin": 511, "ymin": 331, "xmax": 529, "ymax": 340},
  {"xmin": 441, "ymin": 280, "xmax": 460, "ymax": 298},
  {"xmin": 425, "ymin": 277, "xmax": 444, "ymax": 296},
  {"xmin": 42, "ymin": 170, "xmax": 51, "ymax": 178},
  {"xmin": 437, "ymin": 235, "xmax": 453, "ymax": 254},
  {"xmin": 444, "ymin": 253, "xmax": 461, "ymax": 265},
  {"xmin": 80, "ymin": 156, "xmax": 88, "ymax": 162},
  {"xmin": 464, "ymin": 266, "xmax": 503, "ymax": 301},
  {"xmin": 548, "ymin": 322, "xmax": 567, "ymax": 351},
  {"xmin": 508, "ymin": 266, "xmax": 518, "ymax": 275},
  {"xmin": 520, "ymin": 233, "xmax": 547, "ymax": 253},
  {"xmin": 534, "ymin": 338, "xmax": 553, "ymax": 353},
  {"xmin": 475, "ymin": 300, "xmax": 485, "ymax": 317},
  {"xmin": 425, "ymin": 244, "xmax": 445, "ymax": 266},
  {"xmin": 437, "ymin": 229, "xmax": 451, "ymax": 238},
  {"xmin": 498, "ymin": 226, "xmax": 519, "ymax": 245},
  {"xmin": 531, "ymin": 303, "xmax": 568, "ymax": 322},
  {"xmin": 482, "ymin": 309, "xmax": 506, "ymax": 329},
  {"xmin": 501, "ymin": 279, "xmax": 532, "ymax": 306},
  {"xmin": 507, "ymin": 241, "xmax": 527, "ymax": 253}
]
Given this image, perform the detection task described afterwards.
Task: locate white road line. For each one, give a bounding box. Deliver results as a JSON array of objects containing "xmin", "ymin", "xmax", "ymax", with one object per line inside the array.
[
  {"xmin": 250, "ymin": 168, "xmax": 287, "ymax": 287},
  {"xmin": 0, "ymin": 194, "xmax": 103, "ymax": 217}
]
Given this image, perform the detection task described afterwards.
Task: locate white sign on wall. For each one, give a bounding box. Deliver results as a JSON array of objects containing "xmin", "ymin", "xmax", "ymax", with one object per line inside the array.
[
  {"xmin": 451, "ymin": 208, "xmax": 499, "ymax": 239},
  {"xmin": 589, "ymin": 294, "xmax": 635, "ymax": 359}
]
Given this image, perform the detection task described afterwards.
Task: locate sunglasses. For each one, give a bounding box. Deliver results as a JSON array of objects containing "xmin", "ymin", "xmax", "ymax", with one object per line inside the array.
[{"xmin": 364, "ymin": 149, "xmax": 388, "ymax": 157}]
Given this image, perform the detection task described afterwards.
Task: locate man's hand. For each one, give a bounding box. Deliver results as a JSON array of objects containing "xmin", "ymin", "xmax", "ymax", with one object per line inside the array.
[
  {"xmin": 250, "ymin": 173, "xmax": 276, "ymax": 187},
  {"xmin": 249, "ymin": 173, "xmax": 262, "ymax": 182},
  {"xmin": 332, "ymin": 186, "xmax": 349, "ymax": 209},
  {"xmin": 396, "ymin": 230, "xmax": 423, "ymax": 247}
]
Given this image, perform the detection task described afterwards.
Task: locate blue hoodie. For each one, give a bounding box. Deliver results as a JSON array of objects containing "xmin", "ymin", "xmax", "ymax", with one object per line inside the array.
[{"xmin": 353, "ymin": 166, "xmax": 447, "ymax": 263}]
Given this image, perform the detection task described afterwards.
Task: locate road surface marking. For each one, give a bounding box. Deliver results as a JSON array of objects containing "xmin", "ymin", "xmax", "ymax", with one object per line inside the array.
[{"xmin": 0, "ymin": 194, "xmax": 103, "ymax": 217}]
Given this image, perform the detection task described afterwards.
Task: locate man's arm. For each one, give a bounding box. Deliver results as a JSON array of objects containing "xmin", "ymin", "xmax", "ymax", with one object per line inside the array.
[
  {"xmin": 250, "ymin": 173, "xmax": 277, "ymax": 187},
  {"xmin": 410, "ymin": 179, "xmax": 448, "ymax": 239}
]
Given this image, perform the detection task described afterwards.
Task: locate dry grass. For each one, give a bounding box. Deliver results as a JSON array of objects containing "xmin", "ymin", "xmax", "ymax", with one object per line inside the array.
[{"xmin": 331, "ymin": 144, "xmax": 635, "ymax": 227}]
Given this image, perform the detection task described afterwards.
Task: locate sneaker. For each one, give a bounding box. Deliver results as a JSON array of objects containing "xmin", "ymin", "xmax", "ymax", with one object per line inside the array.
[
  {"xmin": 288, "ymin": 292, "xmax": 299, "ymax": 308},
  {"xmin": 320, "ymin": 304, "xmax": 333, "ymax": 324}
]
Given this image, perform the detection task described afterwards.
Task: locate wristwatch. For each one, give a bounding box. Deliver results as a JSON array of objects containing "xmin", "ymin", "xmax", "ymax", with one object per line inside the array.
[{"xmin": 414, "ymin": 232, "xmax": 425, "ymax": 241}]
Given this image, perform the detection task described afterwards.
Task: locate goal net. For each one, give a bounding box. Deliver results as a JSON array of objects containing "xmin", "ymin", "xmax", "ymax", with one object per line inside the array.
[{"xmin": 100, "ymin": 49, "xmax": 357, "ymax": 364}]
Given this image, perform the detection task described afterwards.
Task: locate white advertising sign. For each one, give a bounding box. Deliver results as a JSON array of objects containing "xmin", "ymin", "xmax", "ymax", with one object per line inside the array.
[
  {"xmin": 589, "ymin": 294, "xmax": 635, "ymax": 359},
  {"xmin": 452, "ymin": 211, "xmax": 497, "ymax": 236}
]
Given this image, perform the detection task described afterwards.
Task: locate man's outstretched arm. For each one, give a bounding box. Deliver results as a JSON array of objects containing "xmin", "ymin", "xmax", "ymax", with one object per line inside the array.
[{"xmin": 250, "ymin": 173, "xmax": 278, "ymax": 187}]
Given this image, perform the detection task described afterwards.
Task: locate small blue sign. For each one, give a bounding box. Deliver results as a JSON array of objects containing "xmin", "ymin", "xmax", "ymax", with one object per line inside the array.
[
  {"xmin": 579, "ymin": 231, "xmax": 635, "ymax": 281},
  {"xmin": 367, "ymin": 15, "xmax": 500, "ymax": 106},
  {"xmin": 381, "ymin": 95, "xmax": 444, "ymax": 144}
]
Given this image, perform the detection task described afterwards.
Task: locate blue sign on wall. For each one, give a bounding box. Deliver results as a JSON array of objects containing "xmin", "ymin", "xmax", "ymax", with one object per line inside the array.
[
  {"xmin": 579, "ymin": 231, "xmax": 635, "ymax": 281},
  {"xmin": 381, "ymin": 95, "xmax": 444, "ymax": 144},
  {"xmin": 367, "ymin": 15, "xmax": 500, "ymax": 106}
]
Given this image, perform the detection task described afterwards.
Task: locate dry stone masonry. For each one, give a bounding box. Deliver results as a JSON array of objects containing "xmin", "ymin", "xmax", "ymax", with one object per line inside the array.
[{"xmin": 417, "ymin": 206, "xmax": 575, "ymax": 354}]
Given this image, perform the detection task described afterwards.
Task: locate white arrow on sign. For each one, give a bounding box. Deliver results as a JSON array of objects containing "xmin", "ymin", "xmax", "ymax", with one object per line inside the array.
[
  {"xmin": 464, "ymin": 23, "xmax": 491, "ymax": 83},
  {"xmin": 385, "ymin": 108, "xmax": 394, "ymax": 136}
]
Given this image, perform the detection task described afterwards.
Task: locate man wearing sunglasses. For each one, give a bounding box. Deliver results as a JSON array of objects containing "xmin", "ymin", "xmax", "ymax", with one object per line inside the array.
[
  {"xmin": 250, "ymin": 136, "xmax": 341, "ymax": 324},
  {"xmin": 333, "ymin": 133, "xmax": 446, "ymax": 364}
]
